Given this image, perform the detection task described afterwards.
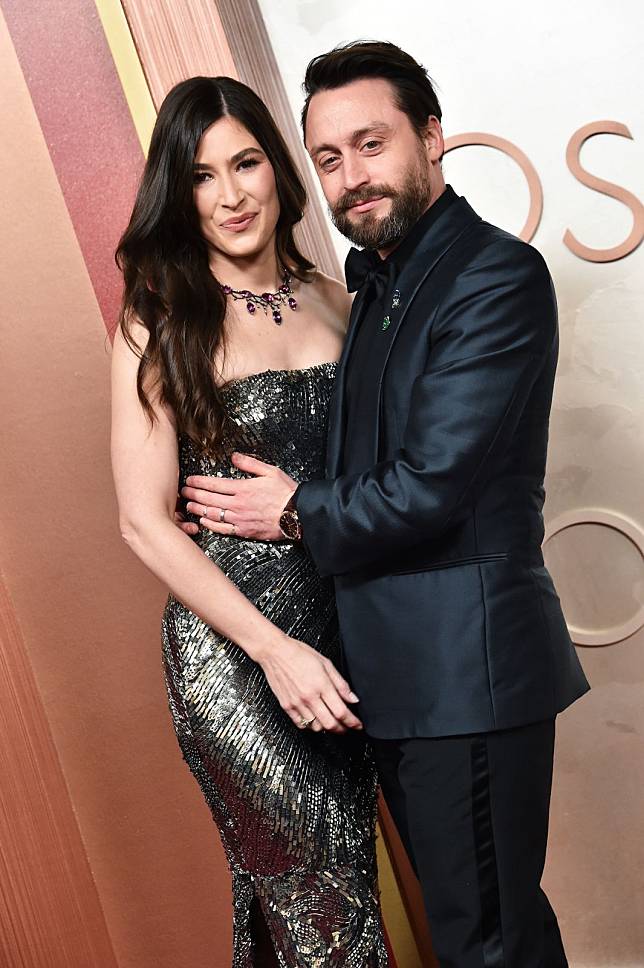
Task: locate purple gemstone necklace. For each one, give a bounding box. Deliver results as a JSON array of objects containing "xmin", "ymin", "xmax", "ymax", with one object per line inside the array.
[{"xmin": 222, "ymin": 271, "xmax": 297, "ymax": 326}]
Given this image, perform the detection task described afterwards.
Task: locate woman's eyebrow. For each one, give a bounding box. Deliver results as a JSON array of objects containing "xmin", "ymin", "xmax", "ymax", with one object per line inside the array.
[
  {"xmin": 230, "ymin": 146, "xmax": 264, "ymax": 164},
  {"xmin": 193, "ymin": 147, "xmax": 264, "ymax": 170}
]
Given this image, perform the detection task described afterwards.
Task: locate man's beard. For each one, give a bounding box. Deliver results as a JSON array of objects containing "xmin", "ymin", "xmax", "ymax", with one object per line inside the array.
[{"xmin": 330, "ymin": 154, "xmax": 432, "ymax": 250}]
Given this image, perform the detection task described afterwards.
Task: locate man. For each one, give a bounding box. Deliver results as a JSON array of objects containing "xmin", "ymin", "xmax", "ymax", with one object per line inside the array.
[{"xmin": 182, "ymin": 42, "xmax": 589, "ymax": 967}]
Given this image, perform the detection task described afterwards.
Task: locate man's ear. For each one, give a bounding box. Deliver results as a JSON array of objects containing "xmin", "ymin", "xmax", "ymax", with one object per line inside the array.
[{"xmin": 423, "ymin": 116, "xmax": 444, "ymax": 164}]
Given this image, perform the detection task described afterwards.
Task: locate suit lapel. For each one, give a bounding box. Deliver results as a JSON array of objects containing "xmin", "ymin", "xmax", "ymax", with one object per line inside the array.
[
  {"xmin": 326, "ymin": 195, "xmax": 481, "ymax": 477},
  {"xmin": 326, "ymin": 285, "xmax": 369, "ymax": 476},
  {"xmin": 371, "ymin": 196, "xmax": 481, "ymax": 456}
]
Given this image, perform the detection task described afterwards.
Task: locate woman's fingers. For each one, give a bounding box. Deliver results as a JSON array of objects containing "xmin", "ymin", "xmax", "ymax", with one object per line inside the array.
[
  {"xmin": 260, "ymin": 639, "xmax": 362, "ymax": 733},
  {"xmin": 320, "ymin": 689, "xmax": 363, "ymax": 730},
  {"xmin": 178, "ymin": 520, "xmax": 200, "ymax": 535},
  {"xmin": 287, "ymin": 703, "xmax": 322, "ymax": 733},
  {"xmin": 324, "ymin": 661, "xmax": 360, "ymax": 705},
  {"xmin": 174, "ymin": 510, "xmax": 200, "ymax": 535},
  {"xmin": 303, "ymin": 703, "xmax": 327, "ymax": 733},
  {"xmin": 309, "ymin": 697, "xmax": 347, "ymax": 734}
]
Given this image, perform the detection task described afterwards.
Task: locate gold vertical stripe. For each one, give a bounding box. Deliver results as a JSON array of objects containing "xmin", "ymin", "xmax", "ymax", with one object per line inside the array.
[
  {"xmin": 379, "ymin": 797, "xmax": 438, "ymax": 965},
  {"xmin": 376, "ymin": 827, "xmax": 422, "ymax": 968},
  {"xmin": 93, "ymin": 0, "xmax": 156, "ymax": 154}
]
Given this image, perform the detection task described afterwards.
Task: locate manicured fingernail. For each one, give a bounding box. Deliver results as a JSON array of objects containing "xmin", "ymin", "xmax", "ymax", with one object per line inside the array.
[{"xmin": 349, "ymin": 692, "xmax": 360, "ymax": 702}]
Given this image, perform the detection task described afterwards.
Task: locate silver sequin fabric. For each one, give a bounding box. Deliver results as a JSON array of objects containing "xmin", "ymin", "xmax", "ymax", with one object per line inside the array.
[{"xmin": 161, "ymin": 363, "xmax": 389, "ymax": 967}]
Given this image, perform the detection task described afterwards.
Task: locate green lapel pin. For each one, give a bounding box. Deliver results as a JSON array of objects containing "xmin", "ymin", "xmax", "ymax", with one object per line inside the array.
[{"xmin": 382, "ymin": 289, "xmax": 401, "ymax": 331}]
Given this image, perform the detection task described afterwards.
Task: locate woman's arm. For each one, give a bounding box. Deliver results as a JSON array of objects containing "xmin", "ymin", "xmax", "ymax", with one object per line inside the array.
[{"xmin": 110, "ymin": 322, "xmax": 361, "ymax": 733}]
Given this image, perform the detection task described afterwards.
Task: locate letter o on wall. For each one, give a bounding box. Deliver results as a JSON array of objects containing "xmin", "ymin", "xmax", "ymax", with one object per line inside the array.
[
  {"xmin": 544, "ymin": 509, "xmax": 644, "ymax": 646},
  {"xmin": 443, "ymin": 133, "xmax": 543, "ymax": 241}
]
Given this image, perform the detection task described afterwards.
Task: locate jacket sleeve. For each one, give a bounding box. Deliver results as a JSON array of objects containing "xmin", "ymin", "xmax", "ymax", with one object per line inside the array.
[{"xmin": 295, "ymin": 239, "xmax": 558, "ymax": 578}]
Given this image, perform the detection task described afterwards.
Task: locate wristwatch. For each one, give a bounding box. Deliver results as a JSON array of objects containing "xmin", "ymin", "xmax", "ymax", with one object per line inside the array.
[{"xmin": 279, "ymin": 492, "xmax": 302, "ymax": 541}]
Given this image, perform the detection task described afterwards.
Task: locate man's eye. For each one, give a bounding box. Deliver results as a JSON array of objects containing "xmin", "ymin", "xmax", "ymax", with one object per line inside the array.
[
  {"xmin": 363, "ymin": 140, "xmax": 381, "ymax": 151},
  {"xmin": 321, "ymin": 156, "xmax": 339, "ymax": 170}
]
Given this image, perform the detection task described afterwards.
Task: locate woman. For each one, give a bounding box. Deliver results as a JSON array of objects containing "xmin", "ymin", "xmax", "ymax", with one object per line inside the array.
[{"xmin": 111, "ymin": 76, "xmax": 388, "ymax": 967}]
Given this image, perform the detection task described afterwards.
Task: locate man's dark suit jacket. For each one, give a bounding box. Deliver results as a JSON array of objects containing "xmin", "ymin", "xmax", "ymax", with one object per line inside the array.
[{"xmin": 295, "ymin": 193, "xmax": 590, "ymax": 739}]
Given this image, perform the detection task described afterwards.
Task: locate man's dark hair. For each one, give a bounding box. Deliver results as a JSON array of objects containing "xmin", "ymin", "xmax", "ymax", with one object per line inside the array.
[{"xmin": 301, "ymin": 40, "xmax": 442, "ymax": 139}]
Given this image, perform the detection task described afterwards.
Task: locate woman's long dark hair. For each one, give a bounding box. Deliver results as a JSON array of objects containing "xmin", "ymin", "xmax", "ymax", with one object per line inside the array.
[{"xmin": 116, "ymin": 76, "xmax": 315, "ymax": 454}]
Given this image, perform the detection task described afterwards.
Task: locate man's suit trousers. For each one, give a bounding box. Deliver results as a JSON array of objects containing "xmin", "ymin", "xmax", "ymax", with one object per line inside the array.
[{"xmin": 371, "ymin": 719, "xmax": 567, "ymax": 968}]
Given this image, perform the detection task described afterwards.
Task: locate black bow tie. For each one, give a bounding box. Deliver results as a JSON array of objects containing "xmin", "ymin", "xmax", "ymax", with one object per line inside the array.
[{"xmin": 345, "ymin": 246, "xmax": 397, "ymax": 302}]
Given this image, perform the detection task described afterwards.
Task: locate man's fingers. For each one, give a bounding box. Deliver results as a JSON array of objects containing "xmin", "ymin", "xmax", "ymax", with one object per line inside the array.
[
  {"xmin": 199, "ymin": 517, "xmax": 243, "ymax": 538},
  {"xmin": 182, "ymin": 484, "xmax": 238, "ymax": 505},
  {"xmin": 184, "ymin": 475, "xmax": 240, "ymax": 493},
  {"xmin": 231, "ymin": 452, "xmax": 273, "ymax": 475},
  {"xmin": 185, "ymin": 496, "xmax": 237, "ymax": 517},
  {"xmin": 198, "ymin": 510, "xmax": 258, "ymax": 528}
]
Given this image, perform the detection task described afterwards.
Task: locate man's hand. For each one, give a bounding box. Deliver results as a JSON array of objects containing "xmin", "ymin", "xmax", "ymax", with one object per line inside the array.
[{"xmin": 180, "ymin": 453, "xmax": 298, "ymax": 541}]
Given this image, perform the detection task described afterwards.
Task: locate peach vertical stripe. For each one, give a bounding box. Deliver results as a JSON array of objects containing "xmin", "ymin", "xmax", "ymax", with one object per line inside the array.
[
  {"xmin": 0, "ymin": 3, "xmax": 234, "ymax": 965},
  {"xmin": 216, "ymin": 0, "xmax": 342, "ymax": 279},
  {"xmin": 0, "ymin": 575, "xmax": 119, "ymax": 968},
  {"xmin": 121, "ymin": 0, "xmax": 238, "ymax": 108}
]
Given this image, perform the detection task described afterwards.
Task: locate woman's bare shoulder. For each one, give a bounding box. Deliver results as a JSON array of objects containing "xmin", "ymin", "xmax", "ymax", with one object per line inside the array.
[
  {"xmin": 112, "ymin": 318, "xmax": 162, "ymax": 401},
  {"xmin": 112, "ymin": 316, "xmax": 150, "ymax": 358},
  {"xmin": 309, "ymin": 270, "xmax": 353, "ymax": 334}
]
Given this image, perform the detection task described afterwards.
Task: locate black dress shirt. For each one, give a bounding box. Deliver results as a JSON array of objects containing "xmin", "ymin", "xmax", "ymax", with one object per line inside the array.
[{"xmin": 343, "ymin": 185, "xmax": 458, "ymax": 475}]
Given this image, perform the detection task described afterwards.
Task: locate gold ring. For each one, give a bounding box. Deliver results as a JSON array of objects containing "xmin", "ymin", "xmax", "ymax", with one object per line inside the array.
[{"xmin": 298, "ymin": 717, "xmax": 316, "ymax": 729}]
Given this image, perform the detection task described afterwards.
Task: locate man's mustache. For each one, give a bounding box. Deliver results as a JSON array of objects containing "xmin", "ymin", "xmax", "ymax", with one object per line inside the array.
[{"xmin": 334, "ymin": 186, "xmax": 395, "ymax": 215}]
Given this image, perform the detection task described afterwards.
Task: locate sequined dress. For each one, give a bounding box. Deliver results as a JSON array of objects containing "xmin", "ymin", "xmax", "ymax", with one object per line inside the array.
[{"xmin": 161, "ymin": 363, "xmax": 389, "ymax": 967}]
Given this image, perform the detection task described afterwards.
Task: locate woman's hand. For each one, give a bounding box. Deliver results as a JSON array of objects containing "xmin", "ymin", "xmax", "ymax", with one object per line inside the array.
[
  {"xmin": 174, "ymin": 506, "xmax": 199, "ymax": 535},
  {"xmin": 255, "ymin": 635, "xmax": 363, "ymax": 734}
]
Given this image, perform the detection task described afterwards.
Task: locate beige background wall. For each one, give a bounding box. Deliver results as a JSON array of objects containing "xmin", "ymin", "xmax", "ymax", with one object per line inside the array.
[
  {"xmin": 259, "ymin": 2, "xmax": 644, "ymax": 964},
  {"xmin": 1, "ymin": 1, "xmax": 642, "ymax": 966}
]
